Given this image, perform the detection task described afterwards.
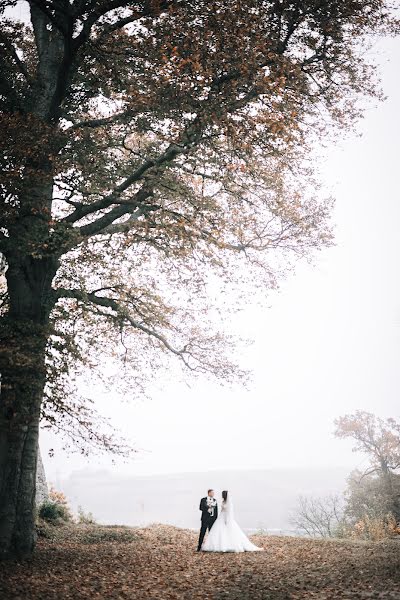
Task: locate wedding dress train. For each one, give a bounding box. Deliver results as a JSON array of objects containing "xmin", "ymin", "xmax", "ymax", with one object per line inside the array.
[{"xmin": 201, "ymin": 495, "xmax": 263, "ymax": 553}]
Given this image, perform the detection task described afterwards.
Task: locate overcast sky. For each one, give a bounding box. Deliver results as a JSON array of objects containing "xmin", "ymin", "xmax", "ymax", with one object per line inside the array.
[{"xmin": 31, "ymin": 27, "xmax": 400, "ymax": 483}]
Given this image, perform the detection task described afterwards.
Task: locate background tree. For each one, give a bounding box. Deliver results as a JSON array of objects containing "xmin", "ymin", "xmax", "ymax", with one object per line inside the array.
[
  {"xmin": 291, "ymin": 412, "xmax": 400, "ymax": 540},
  {"xmin": 0, "ymin": 0, "xmax": 397, "ymax": 559},
  {"xmin": 290, "ymin": 494, "xmax": 345, "ymax": 538},
  {"xmin": 335, "ymin": 411, "xmax": 400, "ymax": 526},
  {"xmin": 344, "ymin": 470, "xmax": 400, "ymax": 529}
]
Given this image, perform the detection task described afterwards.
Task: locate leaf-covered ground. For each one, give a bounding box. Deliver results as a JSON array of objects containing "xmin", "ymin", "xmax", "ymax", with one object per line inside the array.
[{"xmin": 0, "ymin": 524, "xmax": 399, "ymax": 599}]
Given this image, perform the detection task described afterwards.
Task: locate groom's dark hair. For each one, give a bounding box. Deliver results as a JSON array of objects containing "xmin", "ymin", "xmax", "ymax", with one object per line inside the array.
[{"xmin": 207, "ymin": 489, "xmax": 214, "ymax": 494}]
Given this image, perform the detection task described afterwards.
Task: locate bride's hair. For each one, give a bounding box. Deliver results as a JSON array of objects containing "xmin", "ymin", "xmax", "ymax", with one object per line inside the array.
[{"xmin": 222, "ymin": 490, "xmax": 228, "ymax": 501}]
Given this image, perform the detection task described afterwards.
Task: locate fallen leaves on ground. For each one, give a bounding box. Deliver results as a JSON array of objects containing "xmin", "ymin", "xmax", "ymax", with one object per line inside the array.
[{"xmin": 0, "ymin": 524, "xmax": 399, "ymax": 599}]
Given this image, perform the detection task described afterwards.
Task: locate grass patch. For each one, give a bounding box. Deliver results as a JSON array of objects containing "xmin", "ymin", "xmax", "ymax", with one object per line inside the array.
[{"xmin": 81, "ymin": 527, "xmax": 137, "ymax": 545}]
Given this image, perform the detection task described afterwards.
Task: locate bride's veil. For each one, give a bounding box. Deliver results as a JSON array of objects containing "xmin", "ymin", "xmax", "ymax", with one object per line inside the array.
[{"xmin": 224, "ymin": 492, "xmax": 234, "ymax": 523}]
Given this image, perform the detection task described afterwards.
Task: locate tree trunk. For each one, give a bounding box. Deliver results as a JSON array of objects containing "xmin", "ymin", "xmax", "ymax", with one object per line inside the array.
[
  {"xmin": 0, "ymin": 381, "xmax": 42, "ymax": 560},
  {"xmin": 0, "ymin": 4, "xmax": 66, "ymax": 560},
  {"xmin": 0, "ymin": 254, "xmax": 57, "ymax": 560}
]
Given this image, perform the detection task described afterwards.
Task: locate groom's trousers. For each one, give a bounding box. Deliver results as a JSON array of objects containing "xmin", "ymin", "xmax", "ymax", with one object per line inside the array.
[{"xmin": 197, "ymin": 517, "xmax": 217, "ymax": 551}]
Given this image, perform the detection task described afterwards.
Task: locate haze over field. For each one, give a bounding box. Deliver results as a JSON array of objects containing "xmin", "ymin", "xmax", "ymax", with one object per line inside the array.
[{"xmin": 54, "ymin": 467, "xmax": 349, "ymax": 531}]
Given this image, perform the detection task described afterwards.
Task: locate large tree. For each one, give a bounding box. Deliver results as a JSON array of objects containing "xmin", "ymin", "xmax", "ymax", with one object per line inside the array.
[{"xmin": 0, "ymin": 0, "xmax": 396, "ymax": 559}]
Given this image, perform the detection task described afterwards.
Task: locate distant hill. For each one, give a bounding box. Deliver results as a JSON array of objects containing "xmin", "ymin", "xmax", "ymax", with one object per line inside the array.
[{"xmin": 56, "ymin": 467, "xmax": 349, "ymax": 532}]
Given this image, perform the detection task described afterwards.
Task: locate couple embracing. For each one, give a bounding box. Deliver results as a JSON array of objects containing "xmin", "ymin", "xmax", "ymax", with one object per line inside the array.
[{"xmin": 197, "ymin": 489, "xmax": 263, "ymax": 553}]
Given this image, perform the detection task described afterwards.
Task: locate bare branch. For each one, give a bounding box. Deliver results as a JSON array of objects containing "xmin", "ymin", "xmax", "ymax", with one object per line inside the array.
[{"xmin": 358, "ymin": 467, "xmax": 381, "ymax": 482}]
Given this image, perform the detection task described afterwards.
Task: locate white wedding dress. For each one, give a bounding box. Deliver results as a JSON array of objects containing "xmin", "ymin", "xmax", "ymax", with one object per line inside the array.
[{"xmin": 201, "ymin": 495, "xmax": 263, "ymax": 553}]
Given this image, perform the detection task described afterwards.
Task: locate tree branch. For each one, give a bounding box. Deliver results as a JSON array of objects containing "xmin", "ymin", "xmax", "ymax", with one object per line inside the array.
[
  {"xmin": 0, "ymin": 32, "xmax": 33, "ymax": 85},
  {"xmin": 67, "ymin": 108, "xmax": 140, "ymax": 130},
  {"xmin": 62, "ymin": 141, "xmax": 188, "ymax": 226},
  {"xmin": 77, "ymin": 185, "xmax": 155, "ymax": 238},
  {"xmin": 53, "ymin": 286, "xmax": 192, "ymax": 367},
  {"xmin": 358, "ymin": 467, "xmax": 380, "ymax": 482},
  {"xmin": 71, "ymin": 1, "xmax": 174, "ymax": 51}
]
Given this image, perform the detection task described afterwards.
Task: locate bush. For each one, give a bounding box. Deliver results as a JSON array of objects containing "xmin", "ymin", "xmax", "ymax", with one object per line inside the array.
[
  {"xmin": 345, "ymin": 471, "xmax": 400, "ymax": 522},
  {"xmin": 38, "ymin": 487, "xmax": 72, "ymax": 525},
  {"xmin": 77, "ymin": 506, "xmax": 96, "ymax": 525},
  {"xmin": 350, "ymin": 514, "xmax": 400, "ymax": 542},
  {"xmin": 39, "ymin": 500, "xmax": 71, "ymax": 524},
  {"xmin": 36, "ymin": 519, "xmax": 58, "ymax": 539},
  {"xmin": 49, "ymin": 487, "xmax": 69, "ymax": 505}
]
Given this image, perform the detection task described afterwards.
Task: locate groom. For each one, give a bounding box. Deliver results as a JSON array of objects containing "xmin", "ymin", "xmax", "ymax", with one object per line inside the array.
[{"xmin": 197, "ymin": 489, "xmax": 218, "ymax": 551}]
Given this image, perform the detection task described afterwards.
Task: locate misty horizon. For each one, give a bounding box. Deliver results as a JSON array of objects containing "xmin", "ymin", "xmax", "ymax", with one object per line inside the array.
[{"xmin": 51, "ymin": 465, "xmax": 350, "ymax": 532}]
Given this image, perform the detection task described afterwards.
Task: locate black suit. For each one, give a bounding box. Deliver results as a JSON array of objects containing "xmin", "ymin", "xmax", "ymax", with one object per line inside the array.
[{"xmin": 197, "ymin": 496, "xmax": 218, "ymax": 551}]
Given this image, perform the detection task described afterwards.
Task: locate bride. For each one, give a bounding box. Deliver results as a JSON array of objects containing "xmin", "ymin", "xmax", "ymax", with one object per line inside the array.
[{"xmin": 201, "ymin": 490, "xmax": 263, "ymax": 553}]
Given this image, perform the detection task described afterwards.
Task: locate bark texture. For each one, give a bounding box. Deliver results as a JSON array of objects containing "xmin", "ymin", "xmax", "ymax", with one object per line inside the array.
[{"xmin": 0, "ymin": 257, "xmax": 55, "ymax": 558}]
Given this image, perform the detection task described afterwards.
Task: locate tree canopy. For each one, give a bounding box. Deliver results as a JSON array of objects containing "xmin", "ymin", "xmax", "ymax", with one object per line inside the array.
[
  {"xmin": 335, "ymin": 411, "xmax": 400, "ymax": 477},
  {"xmin": 1, "ymin": 0, "xmax": 396, "ymax": 451}
]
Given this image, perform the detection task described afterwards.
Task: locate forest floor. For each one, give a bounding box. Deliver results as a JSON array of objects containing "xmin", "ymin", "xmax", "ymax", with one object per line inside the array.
[{"xmin": 0, "ymin": 524, "xmax": 399, "ymax": 599}]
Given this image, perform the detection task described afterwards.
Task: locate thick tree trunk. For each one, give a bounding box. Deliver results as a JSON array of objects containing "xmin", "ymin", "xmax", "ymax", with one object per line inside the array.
[
  {"xmin": 0, "ymin": 255, "xmax": 57, "ymax": 560},
  {"xmin": 0, "ymin": 382, "xmax": 42, "ymax": 560},
  {"xmin": 0, "ymin": 1, "xmax": 67, "ymax": 561}
]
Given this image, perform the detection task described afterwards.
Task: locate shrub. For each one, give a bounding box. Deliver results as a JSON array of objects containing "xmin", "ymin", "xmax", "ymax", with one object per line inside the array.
[
  {"xmin": 49, "ymin": 487, "xmax": 69, "ymax": 505},
  {"xmin": 36, "ymin": 519, "xmax": 58, "ymax": 539},
  {"xmin": 77, "ymin": 506, "xmax": 96, "ymax": 525},
  {"xmin": 345, "ymin": 471, "xmax": 400, "ymax": 523},
  {"xmin": 39, "ymin": 500, "xmax": 71, "ymax": 524},
  {"xmin": 38, "ymin": 487, "xmax": 72, "ymax": 525},
  {"xmin": 350, "ymin": 514, "xmax": 400, "ymax": 542}
]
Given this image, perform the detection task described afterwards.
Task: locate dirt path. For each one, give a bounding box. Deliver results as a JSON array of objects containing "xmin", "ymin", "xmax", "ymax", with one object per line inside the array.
[{"xmin": 0, "ymin": 525, "xmax": 399, "ymax": 599}]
